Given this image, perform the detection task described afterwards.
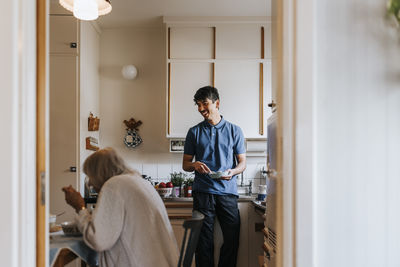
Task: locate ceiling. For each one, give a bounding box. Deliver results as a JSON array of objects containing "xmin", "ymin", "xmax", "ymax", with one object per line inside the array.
[{"xmin": 51, "ymin": 0, "xmax": 270, "ymax": 28}]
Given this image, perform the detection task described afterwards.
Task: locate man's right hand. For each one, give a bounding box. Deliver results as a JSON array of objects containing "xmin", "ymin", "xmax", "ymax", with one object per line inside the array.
[{"xmin": 193, "ymin": 161, "xmax": 211, "ymax": 174}]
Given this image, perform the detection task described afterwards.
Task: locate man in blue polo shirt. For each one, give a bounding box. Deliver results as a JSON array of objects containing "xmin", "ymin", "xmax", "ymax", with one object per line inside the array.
[{"xmin": 182, "ymin": 86, "xmax": 246, "ymax": 267}]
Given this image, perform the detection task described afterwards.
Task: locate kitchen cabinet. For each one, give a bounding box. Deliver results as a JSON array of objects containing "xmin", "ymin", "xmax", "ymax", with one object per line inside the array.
[
  {"xmin": 49, "ymin": 8, "xmax": 101, "ymax": 224},
  {"xmin": 169, "ymin": 62, "xmax": 213, "ymax": 136},
  {"xmin": 249, "ymin": 202, "xmax": 267, "ymax": 267},
  {"xmin": 49, "ymin": 14, "xmax": 79, "ymax": 222},
  {"xmin": 49, "ymin": 15, "xmax": 78, "ymax": 55},
  {"xmin": 165, "ymin": 202, "xmax": 196, "ymax": 267},
  {"xmin": 164, "ymin": 199, "xmax": 261, "ymax": 267},
  {"xmin": 165, "ymin": 18, "xmax": 271, "ymax": 139}
]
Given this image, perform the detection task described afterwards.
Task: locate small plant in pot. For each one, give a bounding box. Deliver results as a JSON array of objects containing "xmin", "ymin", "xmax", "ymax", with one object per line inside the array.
[
  {"xmin": 183, "ymin": 178, "xmax": 194, "ymax": 197},
  {"xmin": 170, "ymin": 172, "xmax": 186, "ymax": 197}
]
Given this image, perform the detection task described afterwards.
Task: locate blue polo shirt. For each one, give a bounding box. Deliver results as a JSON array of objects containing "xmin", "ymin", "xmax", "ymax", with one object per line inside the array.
[{"xmin": 184, "ymin": 117, "xmax": 245, "ymax": 196}]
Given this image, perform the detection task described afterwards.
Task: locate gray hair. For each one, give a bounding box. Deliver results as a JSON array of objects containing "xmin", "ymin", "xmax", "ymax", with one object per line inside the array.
[{"xmin": 83, "ymin": 147, "xmax": 135, "ymax": 189}]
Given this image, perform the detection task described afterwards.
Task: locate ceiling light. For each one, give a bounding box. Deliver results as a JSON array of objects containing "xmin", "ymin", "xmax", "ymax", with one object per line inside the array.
[
  {"xmin": 59, "ymin": 0, "xmax": 112, "ymax": 21},
  {"xmin": 74, "ymin": 0, "xmax": 98, "ymax": 21}
]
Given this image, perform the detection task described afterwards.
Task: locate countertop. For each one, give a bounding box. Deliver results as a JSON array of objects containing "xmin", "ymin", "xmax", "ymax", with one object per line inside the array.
[
  {"xmin": 251, "ymin": 200, "xmax": 266, "ymax": 211},
  {"xmin": 162, "ymin": 194, "xmax": 257, "ymax": 203}
]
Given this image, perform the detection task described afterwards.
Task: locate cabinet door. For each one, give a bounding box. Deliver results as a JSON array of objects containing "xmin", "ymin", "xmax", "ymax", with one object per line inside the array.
[
  {"xmin": 170, "ymin": 219, "xmax": 186, "ymax": 251},
  {"xmin": 213, "ymin": 202, "xmax": 249, "ymax": 267},
  {"xmin": 49, "ymin": 55, "xmax": 78, "ymax": 222},
  {"xmin": 169, "ymin": 62, "xmax": 213, "ymax": 137},
  {"xmin": 49, "ymin": 14, "xmax": 79, "ymax": 222},
  {"xmin": 248, "ymin": 208, "xmax": 265, "ymax": 267},
  {"xmin": 170, "ymin": 27, "xmax": 214, "ymax": 59},
  {"xmin": 216, "ymin": 24, "xmax": 261, "ymax": 59},
  {"xmin": 170, "ymin": 218, "xmax": 196, "ymax": 267},
  {"xmin": 50, "ymin": 15, "xmax": 78, "ymax": 55},
  {"xmin": 263, "ymin": 61, "xmax": 272, "ymax": 133},
  {"xmin": 216, "ymin": 62, "xmax": 264, "ymax": 138},
  {"xmin": 237, "ymin": 202, "xmax": 249, "ymax": 267}
]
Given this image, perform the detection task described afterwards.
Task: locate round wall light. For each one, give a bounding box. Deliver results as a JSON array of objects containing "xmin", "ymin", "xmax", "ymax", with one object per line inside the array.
[{"xmin": 122, "ymin": 65, "xmax": 138, "ymax": 80}]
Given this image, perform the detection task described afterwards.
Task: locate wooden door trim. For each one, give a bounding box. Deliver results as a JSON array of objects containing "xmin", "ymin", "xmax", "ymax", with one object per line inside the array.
[{"xmin": 37, "ymin": 0, "xmax": 47, "ymax": 266}]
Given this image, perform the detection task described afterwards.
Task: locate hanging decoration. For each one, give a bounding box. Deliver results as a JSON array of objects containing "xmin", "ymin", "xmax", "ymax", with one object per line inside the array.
[
  {"xmin": 88, "ymin": 112, "xmax": 100, "ymax": 131},
  {"xmin": 123, "ymin": 118, "xmax": 143, "ymax": 148}
]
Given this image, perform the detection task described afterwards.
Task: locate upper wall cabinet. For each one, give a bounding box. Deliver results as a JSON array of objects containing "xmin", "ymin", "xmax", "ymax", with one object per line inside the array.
[
  {"xmin": 50, "ymin": 16, "xmax": 78, "ymax": 55},
  {"xmin": 170, "ymin": 27, "xmax": 214, "ymax": 59},
  {"xmin": 216, "ymin": 24, "xmax": 261, "ymax": 59},
  {"xmin": 165, "ymin": 17, "xmax": 271, "ymax": 139}
]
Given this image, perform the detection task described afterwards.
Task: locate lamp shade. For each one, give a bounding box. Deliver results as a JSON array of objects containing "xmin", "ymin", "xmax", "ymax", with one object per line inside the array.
[
  {"xmin": 59, "ymin": 0, "xmax": 112, "ymax": 20},
  {"xmin": 73, "ymin": 0, "xmax": 98, "ymax": 21}
]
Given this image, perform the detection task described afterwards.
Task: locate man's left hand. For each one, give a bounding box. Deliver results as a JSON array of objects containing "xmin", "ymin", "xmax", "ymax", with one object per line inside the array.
[{"xmin": 220, "ymin": 169, "xmax": 234, "ymax": 180}]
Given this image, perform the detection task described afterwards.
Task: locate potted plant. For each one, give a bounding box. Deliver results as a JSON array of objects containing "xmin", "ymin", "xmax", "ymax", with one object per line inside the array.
[
  {"xmin": 183, "ymin": 178, "xmax": 194, "ymax": 197},
  {"xmin": 387, "ymin": 0, "xmax": 400, "ymax": 24},
  {"xmin": 170, "ymin": 172, "xmax": 186, "ymax": 197}
]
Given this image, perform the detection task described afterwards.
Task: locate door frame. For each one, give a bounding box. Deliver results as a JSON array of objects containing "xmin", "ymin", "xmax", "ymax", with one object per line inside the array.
[
  {"xmin": 37, "ymin": 0, "xmax": 49, "ymax": 266},
  {"xmin": 276, "ymin": 0, "xmax": 317, "ymax": 267},
  {"xmin": 0, "ymin": 0, "xmax": 40, "ymax": 267}
]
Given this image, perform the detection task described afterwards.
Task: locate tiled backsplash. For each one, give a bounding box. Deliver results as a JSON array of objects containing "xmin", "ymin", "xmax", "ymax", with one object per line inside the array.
[{"xmin": 128, "ymin": 162, "xmax": 267, "ymax": 193}]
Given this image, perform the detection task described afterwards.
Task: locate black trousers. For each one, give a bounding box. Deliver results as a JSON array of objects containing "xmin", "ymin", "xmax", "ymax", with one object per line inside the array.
[{"xmin": 193, "ymin": 192, "xmax": 240, "ymax": 267}]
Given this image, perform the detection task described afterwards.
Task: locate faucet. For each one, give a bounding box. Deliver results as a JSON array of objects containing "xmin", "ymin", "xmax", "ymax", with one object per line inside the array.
[{"xmin": 247, "ymin": 180, "xmax": 253, "ymax": 196}]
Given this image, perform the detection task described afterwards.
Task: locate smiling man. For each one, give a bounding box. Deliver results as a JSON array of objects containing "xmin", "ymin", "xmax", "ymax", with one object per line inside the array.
[{"xmin": 182, "ymin": 86, "xmax": 246, "ymax": 267}]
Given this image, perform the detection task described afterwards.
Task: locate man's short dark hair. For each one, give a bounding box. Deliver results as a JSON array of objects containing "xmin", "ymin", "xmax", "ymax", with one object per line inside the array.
[{"xmin": 193, "ymin": 86, "xmax": 220, "ymax": 103}]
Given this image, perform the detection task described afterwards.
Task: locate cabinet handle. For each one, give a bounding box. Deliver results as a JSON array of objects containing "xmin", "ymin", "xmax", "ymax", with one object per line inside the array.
[{"xmin": 70, "ymin": 42, "xmax": 77, "ymax": 48}]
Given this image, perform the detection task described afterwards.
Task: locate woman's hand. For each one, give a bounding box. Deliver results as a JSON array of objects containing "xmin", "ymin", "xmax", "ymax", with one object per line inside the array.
[
  {"xmin": 62, "ymin": 185, "xmax": 86, "ymax": 213},
  {"xmin": 193, "ymin": 161, "xmax": 211, "ymax": 174}
]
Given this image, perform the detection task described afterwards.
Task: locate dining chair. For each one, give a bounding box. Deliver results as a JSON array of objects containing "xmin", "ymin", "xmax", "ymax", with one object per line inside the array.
[{"xmin": 177, "ymin": 210, "xmax": 205, "ymax": 267}]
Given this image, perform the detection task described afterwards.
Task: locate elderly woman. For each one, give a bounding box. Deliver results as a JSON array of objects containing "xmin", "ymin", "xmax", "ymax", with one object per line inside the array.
[{"xmin": 62, "ymin": 147, "xmax": 179, "ymax": 267}]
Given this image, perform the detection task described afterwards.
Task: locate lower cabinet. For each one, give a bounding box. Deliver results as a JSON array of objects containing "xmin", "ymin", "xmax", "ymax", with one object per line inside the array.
[
  {"xmin": 213, "ymin": 202, "xmax": 249, "ymax": 267},
  {"xmin": 167, "ymin": 203, "xmax": 196, "ymax": 267},
  {"xmin": 165, "ymin": 201, "xmax": 263, "ymax": 267}
]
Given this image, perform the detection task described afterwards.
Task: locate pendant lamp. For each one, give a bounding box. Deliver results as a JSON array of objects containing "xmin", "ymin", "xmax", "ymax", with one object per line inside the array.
[{"xmin": 59, "ymin": 0, "xmax": 112, "ymax": 21}]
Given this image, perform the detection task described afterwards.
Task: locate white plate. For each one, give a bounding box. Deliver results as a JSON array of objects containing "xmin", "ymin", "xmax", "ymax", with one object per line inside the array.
[{"xmin": 209, "ymin": 171, "xmax": 230, "ymax": 179}]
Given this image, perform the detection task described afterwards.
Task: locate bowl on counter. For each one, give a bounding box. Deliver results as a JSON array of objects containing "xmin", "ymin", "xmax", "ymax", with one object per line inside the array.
[
  {"xmin": 61, "ymin": 221, "xmax": 82, "ymax": 237},
  {"xmin": 156, "ymin": 187, "xmax": 172, "ymax": 197}
]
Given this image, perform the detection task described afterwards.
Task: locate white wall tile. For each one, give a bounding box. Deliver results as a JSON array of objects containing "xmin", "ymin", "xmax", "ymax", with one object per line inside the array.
[
  {"xmin": 128, "ymin": 162, "xmax": 142, "ymax": 174},
  {"xmin": 157, "ymin": 164, "xmax": 172, "ymax": 180},
  {"xmin": 142, "ymin": 164, "xmax": 157, "ymax": 180},
  {"xmin": 244, "ymin": 163, "xmax": 260, "ymax": 179},
  {"xmin": 252, "ymin": 177, "xmax": 260, "ymax": 188},
  {"xmin": 172, "ymin": 163, "xmax": 184, "ymax": 174},
  {"xmin": 256, "ymin": 162, "xmax": 266, "ymax": 174}
]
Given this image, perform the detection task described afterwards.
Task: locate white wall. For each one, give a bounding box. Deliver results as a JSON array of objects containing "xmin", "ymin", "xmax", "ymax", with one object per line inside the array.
[
  {"xmin": 0, "ymin": 4, "xmax": 20, "ymax": 264},
  {"xmin": 99, "ymin": 27, "xmax": 266, "ymax": 186},
  {"xmin": 0, "ymin": 0, "xmax": 37, "ymax": 266},
  {"xmin": 313, "ymin": 0, "xmax": 400, "ymax": 266},
  {"xmin": 80, "ymin": 21, "xmax": 101, "ymax": 192}
]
